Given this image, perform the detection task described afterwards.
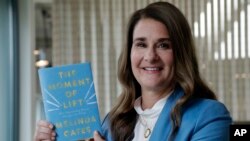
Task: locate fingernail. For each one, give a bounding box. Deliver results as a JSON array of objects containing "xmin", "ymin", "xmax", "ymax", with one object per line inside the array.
[
  {"xmin": 49, "ymin": 124, "xmax": 53, "ymax": 129},
  {"xmin": 52, "ymin": 131, "xmax": 56, "ymax": 136}
]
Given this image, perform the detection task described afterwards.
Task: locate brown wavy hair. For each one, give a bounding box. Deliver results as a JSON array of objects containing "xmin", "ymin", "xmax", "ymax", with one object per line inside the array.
[{"xmin": 109, "ymin": 2, "xmax": 216, "ymax": 141}]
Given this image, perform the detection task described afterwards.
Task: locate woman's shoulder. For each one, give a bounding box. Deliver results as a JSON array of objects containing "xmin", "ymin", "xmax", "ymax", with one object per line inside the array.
[
  {"xmin": 186, "ymin": 98, "xmax": 230, "ymax": 114},
  {"xmin": 181, "ymin": 98, "xmax": 232, "ymax": 129},
  {"xmin": 182, "ymin": 98, "xmax": 232, "ymax": 120},
  {"xmin": 177, "ymin": 98, "xmax": 232, "ymax": 140}
]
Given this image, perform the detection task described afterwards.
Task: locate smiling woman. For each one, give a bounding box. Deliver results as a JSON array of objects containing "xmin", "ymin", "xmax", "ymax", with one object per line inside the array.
[{"xmin": 102, "ymin": 2, "xmax": 232, "ymax": 141}]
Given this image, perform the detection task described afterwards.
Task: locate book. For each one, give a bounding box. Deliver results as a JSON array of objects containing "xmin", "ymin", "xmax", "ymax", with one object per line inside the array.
[{"xmin": 38, "ymin": 62, "xmax": 102, "ymax": 141}]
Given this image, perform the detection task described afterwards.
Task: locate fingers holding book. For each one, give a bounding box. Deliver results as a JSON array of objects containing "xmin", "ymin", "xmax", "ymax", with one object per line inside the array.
[{"xmin": 34, "ymin": 120, "xmax": 56, "ymax": 141}]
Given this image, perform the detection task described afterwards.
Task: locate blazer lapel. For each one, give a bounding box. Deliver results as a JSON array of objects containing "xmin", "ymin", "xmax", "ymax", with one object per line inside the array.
[{"xmin": 149, "ymin": 87, "xmax": 184, "ymax": 141}]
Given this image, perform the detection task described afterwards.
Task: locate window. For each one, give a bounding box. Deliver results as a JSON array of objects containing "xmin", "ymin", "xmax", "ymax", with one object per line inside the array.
[{"xmin": 0, "ymin": 0, "xmax": 19, "ymax": 140}]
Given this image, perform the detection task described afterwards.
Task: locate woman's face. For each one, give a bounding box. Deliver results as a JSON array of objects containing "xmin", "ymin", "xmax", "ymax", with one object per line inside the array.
[{"xmin": 131, "ymin": 18, "xmax": 174, "ymax": 93}]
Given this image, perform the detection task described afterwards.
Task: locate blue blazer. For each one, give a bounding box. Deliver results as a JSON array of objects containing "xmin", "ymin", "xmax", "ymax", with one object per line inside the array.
[{"xmin": 101, "ymin": 87, "xmax": 232, "ymax": 141}]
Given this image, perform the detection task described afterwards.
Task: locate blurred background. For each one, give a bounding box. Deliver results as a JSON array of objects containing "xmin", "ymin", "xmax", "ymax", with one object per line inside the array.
[{"xmin": 1, "ymin": 0, "xmax": 250, "ymax": 140}]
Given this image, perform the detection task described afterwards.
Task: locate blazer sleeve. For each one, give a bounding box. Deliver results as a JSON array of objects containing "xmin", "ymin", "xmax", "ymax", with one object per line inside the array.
[{"xmin": 191, "ymin": 101, "xmax": 232, "ymax": 141}]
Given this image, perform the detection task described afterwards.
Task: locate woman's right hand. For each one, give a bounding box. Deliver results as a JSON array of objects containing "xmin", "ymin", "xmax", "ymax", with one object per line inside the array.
[{"xmin": 34, "ymin": 120, "xmax": 56, "ymax": 141}]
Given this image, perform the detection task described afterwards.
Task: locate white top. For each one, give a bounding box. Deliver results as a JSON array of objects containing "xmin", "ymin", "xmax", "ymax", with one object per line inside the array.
[{"xmin": 132, "ymin": 92, "xmax": 171, "ymax": 141}]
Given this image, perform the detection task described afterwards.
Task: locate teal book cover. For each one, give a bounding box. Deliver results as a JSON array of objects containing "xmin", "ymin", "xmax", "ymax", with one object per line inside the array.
[{"xmin": 38, "ymin": 62, "xmax": 102, "ymax": 141}]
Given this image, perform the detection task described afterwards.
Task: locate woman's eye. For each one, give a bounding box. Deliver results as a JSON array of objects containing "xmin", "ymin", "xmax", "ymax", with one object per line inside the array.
[
  {"xmin": 135, "ymin": 42, "xmax": 146, "ymax": 48},
  {"xmin": 158, "ymin": 42, "xmax": 171, "ymax": 49}
]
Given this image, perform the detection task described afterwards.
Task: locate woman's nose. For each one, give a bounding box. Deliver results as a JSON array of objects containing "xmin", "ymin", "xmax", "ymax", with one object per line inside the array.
[{"xmin": 144, "ymin": 47, "xmax": 159, "ymax": 62}]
